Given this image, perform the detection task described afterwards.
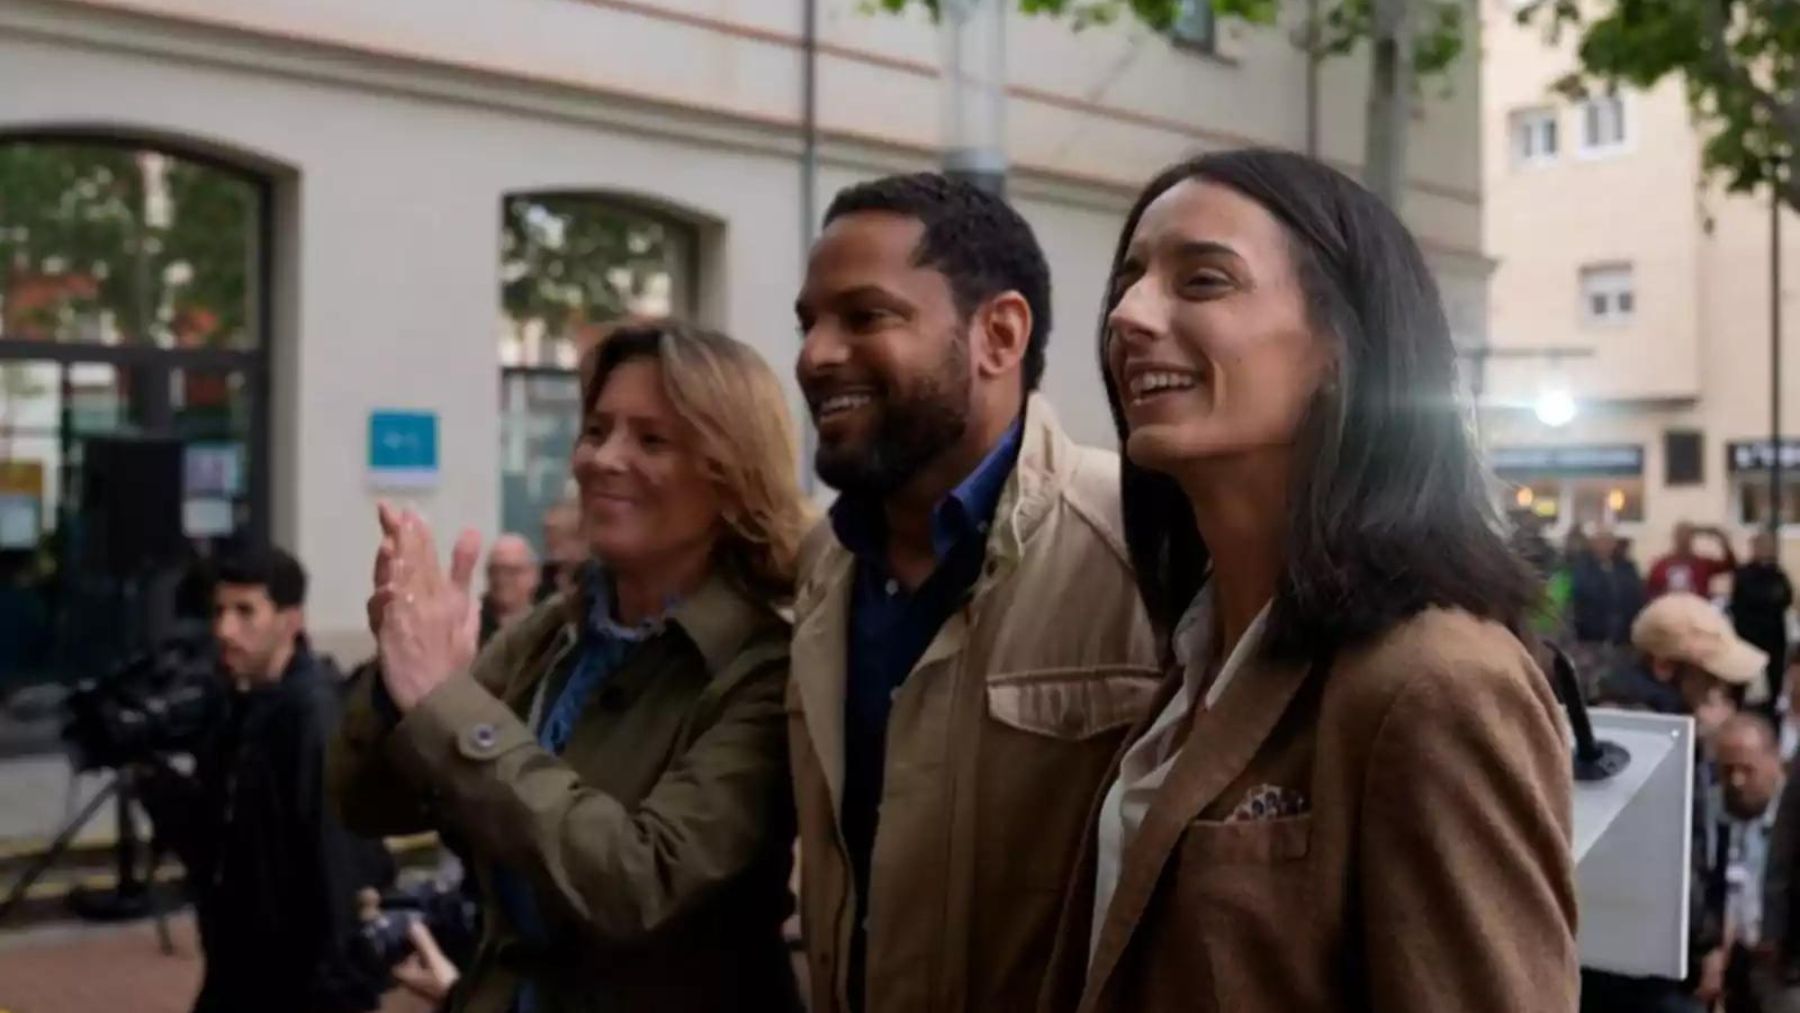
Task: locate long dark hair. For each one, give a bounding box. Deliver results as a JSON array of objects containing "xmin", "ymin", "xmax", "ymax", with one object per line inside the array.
[{"xmin": 1102, "ymin": 149, "xmax": 1537, "ymax": 661}]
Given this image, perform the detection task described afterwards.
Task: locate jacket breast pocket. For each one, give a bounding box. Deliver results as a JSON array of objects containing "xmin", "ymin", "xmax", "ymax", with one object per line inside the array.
[
  {"xmin": 975, "ymin": 669, "xmax": 1160, "ymax": 892},
  {"xmin": 983, "ymin": 668, "xmax": 1161, "ymax": 741},
  {"xmin": 1177, "ymin": 814, "xmax": 1324, "ymax": 1011},
  {"xmin": 1180, "ymin": 814, "xmax": 1312, "ymax": 865}
]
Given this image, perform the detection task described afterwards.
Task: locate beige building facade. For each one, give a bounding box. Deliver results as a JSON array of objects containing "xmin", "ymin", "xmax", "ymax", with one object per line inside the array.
[
  {"xmin": 0, "ymin": 0, "xmax": 1486, "ymax": 663},
  {"xmin": 1483, "ymin": 0, "xmax": 1798, "ymax": 567}
]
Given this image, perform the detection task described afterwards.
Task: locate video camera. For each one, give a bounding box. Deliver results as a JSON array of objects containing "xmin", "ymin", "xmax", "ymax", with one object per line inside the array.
[
  {"xmin": 62, "ymin": 632, "xmax": 221, "ymax": 771},
  {"xmin": 358, "ymin": 879, "xmax": 479, "ymax": 971}
]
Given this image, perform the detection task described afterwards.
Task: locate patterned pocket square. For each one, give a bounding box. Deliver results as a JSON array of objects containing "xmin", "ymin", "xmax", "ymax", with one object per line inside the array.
[{"xmin": 1225, "ymin": 784, "xmax": 1310, "ymax": 823}]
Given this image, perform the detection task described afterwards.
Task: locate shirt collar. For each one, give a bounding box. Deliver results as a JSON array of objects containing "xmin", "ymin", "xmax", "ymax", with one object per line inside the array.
[
  {"xmin": 579, "ymin": 566, "xmax": 672, "ymax": 643},
  {"xmin": 1170, "ymin": 582, "xmax": 1273, "ymax": 710},
  {"xmin": 829, "ymin": 419, "xmax": 1024, "ymax": 567},
  {"xmin": 572, "ymin": 562, "xmax": 774, "ymax": 673}
]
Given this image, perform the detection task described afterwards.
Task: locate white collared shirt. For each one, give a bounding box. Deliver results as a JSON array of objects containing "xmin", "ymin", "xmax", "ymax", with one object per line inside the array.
[
  {"xmin": 1724, "ymin": 780, "xmax": 1784, "ymax": 947},
  {"xmin": 1089, "ymin": 585, "xmax": 1272, "ymax": 963}
]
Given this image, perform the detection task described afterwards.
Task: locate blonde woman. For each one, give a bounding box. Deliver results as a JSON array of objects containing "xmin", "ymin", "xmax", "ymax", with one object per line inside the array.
[{"xmin": 329, "ymin": 322, "xmax": 811, "ymax": 1013}]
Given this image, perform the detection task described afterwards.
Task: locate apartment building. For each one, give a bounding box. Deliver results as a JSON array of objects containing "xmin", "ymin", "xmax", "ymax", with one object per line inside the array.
[{"xmin": 1483, "ymin": 0, "xmax": 1797, "ymax": 564}]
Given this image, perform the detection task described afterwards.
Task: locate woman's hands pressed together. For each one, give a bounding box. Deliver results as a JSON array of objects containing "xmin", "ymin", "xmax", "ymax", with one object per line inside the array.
[{"xmin": 369, "ymin": 502, "xmax": 484, "ymax": 713}]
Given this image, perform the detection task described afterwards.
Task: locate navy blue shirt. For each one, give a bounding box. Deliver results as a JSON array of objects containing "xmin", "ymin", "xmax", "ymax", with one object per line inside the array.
[{"xmin": 829, "ymin": 420, "xmax": 1021, "ymax": 1008}]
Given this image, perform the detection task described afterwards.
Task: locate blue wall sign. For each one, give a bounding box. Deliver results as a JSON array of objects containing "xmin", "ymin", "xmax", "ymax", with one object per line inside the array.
[{"xmin": 368, "ymin": 410, "xmax": 439, "ymax": 490}]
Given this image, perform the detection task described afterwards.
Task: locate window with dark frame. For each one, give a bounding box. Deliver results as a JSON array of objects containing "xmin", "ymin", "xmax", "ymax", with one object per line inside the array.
[
  {"xmin": 497, "ymin": 194, "xmax": 699, "ymax": 557},
  {"xmin": 0, "ymin": 134, "xmax": 272, "ymax": 689}
]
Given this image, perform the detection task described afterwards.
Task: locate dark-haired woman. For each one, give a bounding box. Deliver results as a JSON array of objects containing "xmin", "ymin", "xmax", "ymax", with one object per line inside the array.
[{"xmin": 1040, "ymin": 150, "xmax": 1578, "ymax": 1012}]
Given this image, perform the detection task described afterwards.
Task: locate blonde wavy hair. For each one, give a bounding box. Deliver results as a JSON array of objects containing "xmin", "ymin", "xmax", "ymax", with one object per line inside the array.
[{"xmin": 579, "ymin": 320, "xmax": 813, "ymax": 600}]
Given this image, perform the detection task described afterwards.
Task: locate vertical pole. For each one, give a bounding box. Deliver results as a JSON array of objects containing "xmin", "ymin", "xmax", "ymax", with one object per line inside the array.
[
  {"xmin": 940, "ymin": 0, "xmax": 1008, "ymax": 197},
  {"xmin": 1305, "ymin": 0, "xmax": 1321, "ymax": 158},
  {"xmin": 1773, "ymin": 164, "xmax": 1784, "ymax": 534},
  {"xmin": 800, "ymin": 0, "xmax": 820, "ymax": 493}
]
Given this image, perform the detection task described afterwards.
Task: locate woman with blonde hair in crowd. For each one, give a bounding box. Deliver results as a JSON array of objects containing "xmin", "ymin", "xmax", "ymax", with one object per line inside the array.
[{"xmin": 330, "ymin": 321, "xmax": 810, "ymax": 1012}]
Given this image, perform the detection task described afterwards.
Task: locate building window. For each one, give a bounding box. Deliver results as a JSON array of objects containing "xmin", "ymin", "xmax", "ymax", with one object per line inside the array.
[
  {"xmin": 1170, "ymin": 0, "xmax": 1218, "ymax": 54},
  {"xmin": 1509, "ymin": 477, "xmax": 1647, "ymax": 528},
  {"xmin": 0, "ymin": 136, "xmax": 271, "ymax": 687},
  {"xmin": 1737, "ymin": 477, "xmax": 1800, "ymax": 527},
  {"xmin": 497, "ymin": 194, "xmax": 698, "ymax": 555},
  {"xmin": 1578, "ymin": 93, "xmax": 1629, "ymax": 155},
  {"xmin": 1727, "ymin": 441, "xmax": 1800, "ymax": 527},
  {"xmin": 1580, "ymin": 264, "xmax": 1635, "ymax": 326},
  {"xmin": 1510, "ymin": 108, "xmax": 1559, "ymax": 166},
  {"xmin": 1511, "ymin": 479, "xmax": 1564, "ymax": 524},
  {"xmin": 499, "ymin": 196, "xmax": 694, "ymax": 370}
]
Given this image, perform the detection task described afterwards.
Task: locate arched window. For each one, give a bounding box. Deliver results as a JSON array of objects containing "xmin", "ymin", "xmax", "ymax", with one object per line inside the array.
[
  {"xmin": 0, "ymin": 135, "xmax": 270, "ymax": 687},
  {"xmin": 497, "ymin": 194, "xmax": 698, "ymax": 554}
]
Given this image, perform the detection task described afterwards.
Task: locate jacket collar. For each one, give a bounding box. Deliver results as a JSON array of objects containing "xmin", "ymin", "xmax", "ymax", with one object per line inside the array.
[
  {"xmin": 557, "ymin": 561, "xmax": 774, "ymax": 676},
  {"xmin": 991, "ymin": 393, "xmax": 1079, "ymax": 573}
]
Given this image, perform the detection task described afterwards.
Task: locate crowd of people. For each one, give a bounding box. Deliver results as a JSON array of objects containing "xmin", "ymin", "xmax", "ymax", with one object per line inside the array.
[
  {"xmin": 1513, "ymin": 516, "xmax": 1800, "ymax": 1011},
  {"xmin": 133, "ymin": 148, "xmax": 1754, "ymax": 1013}
]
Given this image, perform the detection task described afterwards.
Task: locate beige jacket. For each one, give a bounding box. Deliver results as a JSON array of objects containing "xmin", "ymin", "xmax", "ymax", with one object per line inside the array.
[
  {"xmin": 787, "ymin": 396, "xmax": 1161, "ymax": 1013},
  {"xmin": 1039, "ymin": 608, "xmax": 1579, "ymax": 1013}
]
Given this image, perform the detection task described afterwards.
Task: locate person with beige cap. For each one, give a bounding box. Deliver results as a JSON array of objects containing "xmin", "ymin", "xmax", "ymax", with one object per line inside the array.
[
  {"xmin": 1624, "ymin": 592, "xmax": 1769, "ymax": 729},
  {"xmin": 1586, "ymin": 591, "xmax": 1769, "ymax": 1012}
]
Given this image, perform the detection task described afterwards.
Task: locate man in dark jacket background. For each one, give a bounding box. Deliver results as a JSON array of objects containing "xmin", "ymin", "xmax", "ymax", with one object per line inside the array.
[
  {"xmin": 1735, "ymin": 531, "xmax": 1794, "ymax": 711},
  {"xmin": 139, "ymin": 546, "xmax": 387, "ymax": 1013},
  {"xmin": 1571, "ymin": 526, "xmax": 1646, "ymax": 656}
]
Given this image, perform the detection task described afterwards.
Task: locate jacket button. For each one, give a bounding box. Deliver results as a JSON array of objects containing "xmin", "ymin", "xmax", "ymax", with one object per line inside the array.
[{"xmin": 469, "ymin": 723, "xmax": 498, "ymax": 751}]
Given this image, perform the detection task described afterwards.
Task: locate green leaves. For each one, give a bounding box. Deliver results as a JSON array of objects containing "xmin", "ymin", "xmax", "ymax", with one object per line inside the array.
[
  {"xmin": 499, "ymin": 196, "xmax": 685, "ymax": 348},
  {"xmin": 1526, "ymin": 0, "xmax": 1800, "ymax": 205},
  {"xmin": 874, "ymin": 0, "xmax": 1466, "ymax": 83},
  {"xmin": 0, "ymin": 142, "xmax": 256, "ymax": 346}
]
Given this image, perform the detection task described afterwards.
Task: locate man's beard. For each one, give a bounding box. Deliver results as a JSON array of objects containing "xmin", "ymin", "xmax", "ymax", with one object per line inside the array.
[{"xmin": 814, "ymin": 339, "xmax": 971, "ymax": 498}]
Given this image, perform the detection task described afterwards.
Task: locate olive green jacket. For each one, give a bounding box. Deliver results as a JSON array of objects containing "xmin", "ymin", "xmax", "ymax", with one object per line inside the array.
[{"xmin": 327, "ymin": 572, "xmax": 800, "ymax": 1013}]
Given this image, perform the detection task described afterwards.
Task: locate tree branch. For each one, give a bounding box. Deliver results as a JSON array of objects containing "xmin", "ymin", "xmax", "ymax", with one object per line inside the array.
[{"xmin": 1696, "ymin": 0, "xmax": 1798, "ymax": 141}]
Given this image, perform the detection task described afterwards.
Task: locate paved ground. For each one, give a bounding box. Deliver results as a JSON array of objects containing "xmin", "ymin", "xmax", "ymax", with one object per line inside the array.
[{"xmin": 0, "ymin": 914, "xmax": 432, "ymax": 1013}]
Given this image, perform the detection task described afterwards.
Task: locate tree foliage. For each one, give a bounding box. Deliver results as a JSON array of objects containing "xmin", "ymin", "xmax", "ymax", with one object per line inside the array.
[
  {"xmin": 1528, "ymin": 0, "xmax": 1800, "ymax": 206},
  {"xmin": 499, "ymin": 195, "xmax": 685, "ymax": 351},
  {"xmin": 876, "ymin": 0, "xmax": 1469, "ymax": 84},
  {"xmin": 0, "ymin": 141, "xmax": 256, "ymax": 347}
]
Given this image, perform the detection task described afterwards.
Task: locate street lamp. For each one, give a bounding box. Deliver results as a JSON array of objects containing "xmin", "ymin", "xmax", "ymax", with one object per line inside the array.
[
  {"xmin": 940, "ymin": 0, "xmax": 1007, "ymax": 197},
  {"xmin": 1533, "ymin": 386, "xmax": 1578, "ymax": 428},
  {"xmin": 1457, "ymin": 342, "xmax": 1593, "ymax": 434}
]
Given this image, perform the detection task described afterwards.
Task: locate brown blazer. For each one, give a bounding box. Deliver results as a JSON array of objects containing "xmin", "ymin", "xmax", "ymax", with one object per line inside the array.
[{"xmin": 1040, "ymin": 608, "xmax": 1579, "ymax": 1013}]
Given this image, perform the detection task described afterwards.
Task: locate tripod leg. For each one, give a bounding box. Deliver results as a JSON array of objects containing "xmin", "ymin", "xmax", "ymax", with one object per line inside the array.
[
  {"xmin": 0, "ymin": 777, "xmax": 120, "ymax": 923},
  {"xmin": 139, "ymin": 782, "xmax": 174, "ymax": 956},
  {"xmin": 148, "ymin": 838, "xmax": 174, "ymax": 956}
]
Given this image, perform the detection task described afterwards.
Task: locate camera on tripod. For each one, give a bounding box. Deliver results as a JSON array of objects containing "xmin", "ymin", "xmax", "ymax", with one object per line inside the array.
[
  {"xmin": 357, "ymin": 879, "xmax": 479, "ymax": 970},
  {"xmin": 62, "ymin": 632, "xmax": 221, "ymax": 771}
]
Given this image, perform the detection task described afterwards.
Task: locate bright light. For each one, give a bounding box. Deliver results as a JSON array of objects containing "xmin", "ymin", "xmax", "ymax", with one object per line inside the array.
[
  {"xmin": 1607, "ymin": 488, "xmax": 1626, "ymax": 512},
  {"xmin": 1515, "ymin": 486, "xmax": 1535, "ymax": 508},
  {"xmin": 1534, "ymin": 388, "xmax": 1578, "ymax": 427}
]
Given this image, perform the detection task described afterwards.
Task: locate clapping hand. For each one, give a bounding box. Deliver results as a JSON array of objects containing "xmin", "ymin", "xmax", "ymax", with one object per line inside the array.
[{"xmin": 368, "ymin": 503, "xmax": 483, "ymax": 713}]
